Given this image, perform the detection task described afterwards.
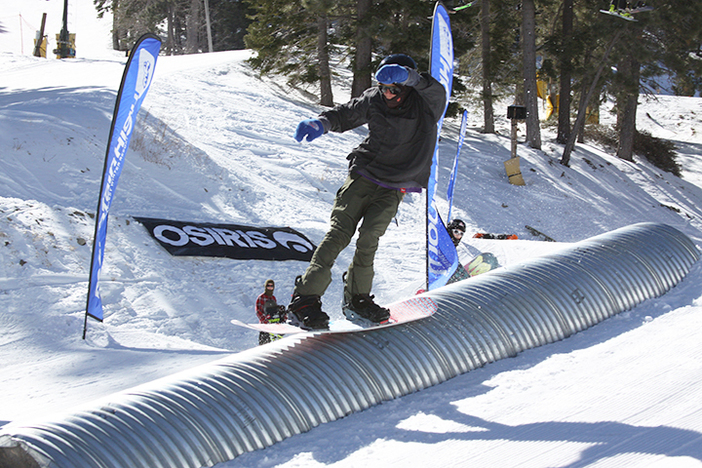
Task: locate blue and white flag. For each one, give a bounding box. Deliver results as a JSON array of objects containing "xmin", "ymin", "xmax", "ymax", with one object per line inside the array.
[
  {"xmin": 426, "ymin": 2, "xmax": 457, "ymax": 291},
  {"xmin": 85, "ymin": 34, "xmax": 161, "ymax": 324},
  {"xmin": 447, "ymin": 109, "xmax": 468, "ymax": 222}
]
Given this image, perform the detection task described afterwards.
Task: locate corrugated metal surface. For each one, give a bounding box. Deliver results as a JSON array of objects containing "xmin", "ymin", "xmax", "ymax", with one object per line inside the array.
[{"xmin": 0, "ymin": 222, "xmax": 698, "ymax": 468}]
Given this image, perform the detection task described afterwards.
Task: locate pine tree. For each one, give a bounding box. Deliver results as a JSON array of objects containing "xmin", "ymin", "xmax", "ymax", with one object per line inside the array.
[
  {"xmin": 351, "ymin": 0, "xmax": 372, "ymax": 98},
  {"xmin": 522, "ymin": 0, "xmax": 541, "ymax": 149},
  {"xmin": 480, "ymin": 0, "xmax": 495, "ymax": 133},
  {"xmin": 244, "ymin": 0, "xmax": 344, "ymax": 105},
  {"xmin": 556, "ymin": 0, "xmax": 573, "ymax": 144},
  {"xmin": 604, "ymin": 0, "xmax": 702, "ymax": 161}
]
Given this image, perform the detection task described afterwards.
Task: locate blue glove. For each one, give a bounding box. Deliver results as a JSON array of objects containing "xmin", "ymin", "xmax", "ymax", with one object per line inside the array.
[
  {"xmin": 375, "ymin": 64, "xmax": 409, "ymax": 85},
  {"xmin": 294, "ymin": 119, "xmax": 324, "ymax": 142}
]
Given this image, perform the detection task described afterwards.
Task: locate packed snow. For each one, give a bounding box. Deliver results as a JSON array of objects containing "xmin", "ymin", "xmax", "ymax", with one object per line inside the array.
[{"xmin": 2, "ymin": 1, "xmax": 702, "ymax": 466}]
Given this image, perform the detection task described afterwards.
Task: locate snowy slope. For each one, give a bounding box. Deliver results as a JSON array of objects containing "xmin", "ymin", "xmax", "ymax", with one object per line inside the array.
[{"xmin": 2, "ymin": 1, "xmax": 702, "ymax": 466}]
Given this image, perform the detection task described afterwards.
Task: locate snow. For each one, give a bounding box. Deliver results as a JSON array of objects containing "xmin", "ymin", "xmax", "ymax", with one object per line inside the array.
[{"xmin": 2, "ymin": 1, "xmax": 702, "ymax": 466}]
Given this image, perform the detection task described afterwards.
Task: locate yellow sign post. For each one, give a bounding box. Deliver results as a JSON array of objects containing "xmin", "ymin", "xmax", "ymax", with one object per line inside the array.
[{"xmin": 505, "ymin": 105, "xmax": 526, "ymax": 186}]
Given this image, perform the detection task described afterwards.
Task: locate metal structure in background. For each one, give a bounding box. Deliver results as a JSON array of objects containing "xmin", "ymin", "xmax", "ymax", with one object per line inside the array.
[
  {"xmin": 55, "ymin": 0, "xmax": 75, "ymax": 59},
  {"xmin": 0, "ymin": 223, "xmax": 698, "ymax": 468}
]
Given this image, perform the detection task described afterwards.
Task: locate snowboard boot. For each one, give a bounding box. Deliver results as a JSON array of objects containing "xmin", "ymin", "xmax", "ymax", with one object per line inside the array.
[
  {"xmin": 343, "ymin": 293, "xmax": 391, "ymax": 324},
  {"xmin": 288, "ymin": 294, "xmax": 330, "ymax": 330}
]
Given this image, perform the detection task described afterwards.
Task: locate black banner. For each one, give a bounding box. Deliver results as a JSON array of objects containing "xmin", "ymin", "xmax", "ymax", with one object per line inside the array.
[{"xmin": 135, "ymin": 217, "xmax": 316, "ymax": 262}]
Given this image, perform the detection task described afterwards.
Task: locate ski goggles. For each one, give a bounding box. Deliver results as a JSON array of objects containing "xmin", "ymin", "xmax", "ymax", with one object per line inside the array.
[
  {"xmin": 378, "ymin": 84, "xmax": 402, "ymax": 95},
  {"xmin": 452, "ymin": 229, "xmax": 465, "ymax": 238}
]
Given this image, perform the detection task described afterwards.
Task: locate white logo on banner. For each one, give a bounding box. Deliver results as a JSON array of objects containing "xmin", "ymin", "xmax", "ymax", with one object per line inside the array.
[
  {"xmin": 135, "ymin": 48, "xmax": 156, "ymax": 99},
  {"xmin": 152, "ymin": 223, "xmax": 314, "ymax": 254},
  {"xmin": 273, "ymin": 231, "xmax": 315, "ymax": 253}
]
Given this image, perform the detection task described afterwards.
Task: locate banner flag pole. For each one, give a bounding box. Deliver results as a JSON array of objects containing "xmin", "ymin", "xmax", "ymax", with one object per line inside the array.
[
  {"xmin": 83, "ymin": 33, "xmax": 161, "ymax": 339},
  {"xmin": 447, "ymin": 109, "xmax": 468, "ymax": 222}
]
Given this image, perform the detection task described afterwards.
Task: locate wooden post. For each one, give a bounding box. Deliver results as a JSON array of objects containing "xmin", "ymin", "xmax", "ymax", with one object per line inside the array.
[
  {"xmin": 33, "ymin": 13, "xmax": 47, "ymax": 58},
  {"xmin": 511, "ymin": 118, "xmax": 518, "ymax": 159},
  {"xmin": 505, "ymin": 106, "xmax": 526, "ymax": 186}
]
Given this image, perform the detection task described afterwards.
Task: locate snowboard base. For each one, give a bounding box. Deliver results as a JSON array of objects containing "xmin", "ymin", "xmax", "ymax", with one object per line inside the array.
[
  {"xmin": 599, "ymin": 6, "xmax": 652, "ymax": 21},
  {"xmin": 599, "ymin": 9, "xmax": 638, "ymax": 21}
]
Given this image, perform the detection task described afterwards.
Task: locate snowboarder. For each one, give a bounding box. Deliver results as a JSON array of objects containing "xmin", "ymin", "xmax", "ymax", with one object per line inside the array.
[
  {"xmin": 289, "ymin": 53, "xmax": 447, "ymax": 329},
  {"xmin": 255, "ymin": 279, "xmax": 286, "ymax": 345},
  {"xmin": 447, "ymin": 219, "xmax": 467, "ymax": 247}
]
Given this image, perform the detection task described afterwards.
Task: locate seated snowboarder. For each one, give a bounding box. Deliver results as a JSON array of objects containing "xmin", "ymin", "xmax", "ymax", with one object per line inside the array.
[{"xmin": 447, "ymin": 219, "xmax": 467, "ymax": 247}]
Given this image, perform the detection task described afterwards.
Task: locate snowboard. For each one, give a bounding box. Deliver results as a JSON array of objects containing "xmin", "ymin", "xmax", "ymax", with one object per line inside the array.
[
  {"xmin": 453, "ymin": 1, "xmax": 477, "ymax": 12},
  {"xmin": 599, "ymin": 6, "xmax": 653, "ymax": 21},
  {"xmin": 599, "ymin": 9, "xmax": 638, "ymax": 21},
  {"xmin": 445, "ymin": 251, "xmax": 501, "ymax": 285},
  {"xmin": 231, "ymin": 295, "xmax": 438, "ymax": 336},
  {"xmin": 465, "ymin": 252, "xmax": 500, "ymax": 276},
  {"xmin": 473, "ymin": 233, "xmax": 518, "ymax": 240},
  {"xmin": 525, "ymin": 225, "xmax": 556, "ymax": 242}
]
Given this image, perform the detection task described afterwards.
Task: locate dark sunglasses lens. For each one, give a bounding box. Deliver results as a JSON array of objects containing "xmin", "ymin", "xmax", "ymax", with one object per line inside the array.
[{"xmin": 379, "ymin": 84, "xmax": 400, "ymax": 95}]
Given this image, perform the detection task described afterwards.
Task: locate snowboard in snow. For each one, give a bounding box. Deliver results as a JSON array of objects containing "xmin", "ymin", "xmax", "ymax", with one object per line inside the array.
[
  {"xmin": 445, "ymin": 252, "xmax": 501, "ymax": 285},
  {"xmin": 525, "ymin": 225, "xmax": 556, "ymax": 242},
  {"xmin": 464, "ymin": 252, "xmax": 500, "ymax": 276},
  {"xmin": 232, "ymin": 295, "xmax": 438, "ymax": 335},
  {"xmin": 473, "ymin": 233, "xmax": 518, "ymax": 240}
]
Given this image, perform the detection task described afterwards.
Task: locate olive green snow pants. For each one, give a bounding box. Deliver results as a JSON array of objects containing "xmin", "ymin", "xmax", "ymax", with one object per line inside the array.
[{"xmin": 294, "ymin": 173, "xmax": 404, "ymax": 300}]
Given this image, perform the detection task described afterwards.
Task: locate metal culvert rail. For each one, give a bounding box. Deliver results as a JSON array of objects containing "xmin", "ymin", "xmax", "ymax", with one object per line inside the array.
[{"xmin": 0, "ymin": 222, "xmax": 698, "ymax": 468}]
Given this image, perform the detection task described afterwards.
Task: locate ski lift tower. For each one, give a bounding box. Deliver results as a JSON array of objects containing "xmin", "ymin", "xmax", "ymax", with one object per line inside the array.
[{"xmin": 55, "ymin": 0, "xmax": 76, "ymax": 58}]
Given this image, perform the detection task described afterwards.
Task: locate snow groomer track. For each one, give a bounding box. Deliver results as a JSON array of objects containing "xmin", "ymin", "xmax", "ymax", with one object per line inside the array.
[{"xmin": 0, "ymin": 222, "xmax": 698, "ymax": 468}]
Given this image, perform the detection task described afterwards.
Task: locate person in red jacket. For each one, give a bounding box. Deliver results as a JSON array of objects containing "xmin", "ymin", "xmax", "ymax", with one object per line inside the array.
[{"xmin": 255, "ymin": 279, "xmax": 286, "ymax": 345}]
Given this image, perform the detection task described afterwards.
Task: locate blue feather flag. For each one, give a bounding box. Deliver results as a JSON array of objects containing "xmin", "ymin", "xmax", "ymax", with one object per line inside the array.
[
  {"xmin": 426, "ymin": 3, "xmax": 458, "ymax": 291},
  {"xmin": 85, "ymin": 34, "xmax": 161, "ymax": 334}
]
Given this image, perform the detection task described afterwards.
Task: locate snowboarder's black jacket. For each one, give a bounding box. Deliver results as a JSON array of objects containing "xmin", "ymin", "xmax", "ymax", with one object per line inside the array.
[{"xmin": 318, "ymin": 71, "xmax": 446, "ymax": 191}]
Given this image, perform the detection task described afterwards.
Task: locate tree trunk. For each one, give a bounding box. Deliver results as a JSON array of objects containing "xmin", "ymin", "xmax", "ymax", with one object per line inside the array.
[
  {"xmin": 577, "ymin": 87, "xmax": 599, "ymax": 143},
  {"xmin": 481, "ymin": 0, "xmax": 495, "ymax": 134},
  {"xmin": 352, "ymin": 0, "xmax": 372, "ymax": 98},
  {"xmin": 111, "ymin": 0, "xmax": 122, "ymax": 50},
  {"xmin": 185, "ymin": 0, "xmax": 201, "ymax": 54},
  {"xmin": 317, "ymin": 14, "xmax": 334, "ymax": 107},
  {"xmin": 616, "ymin": 56, "xmax": 640, "ymax": 161},
  {"xmin": 556, "ymin": 0, "xmax": 573, "ymax": 144},
  {"xmin": 561, "ymin": 29, "xmax": 623, "ymax": 166},
  {"xmin": 522, "ymin": 0, "xmax": 541, "ymax": 149},
  {"xmin": 166, "ymin": 3, "xmax": 176, "ymax": 55}
]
